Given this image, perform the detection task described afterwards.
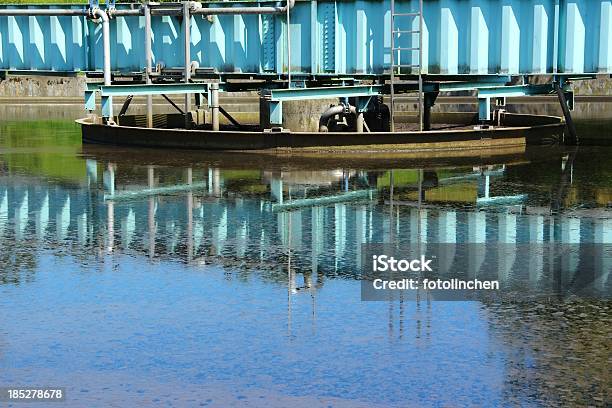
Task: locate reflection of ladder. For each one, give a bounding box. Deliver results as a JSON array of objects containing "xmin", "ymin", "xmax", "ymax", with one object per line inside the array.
[{"xmin": 390, "ymin": 0, "xmax": 423, "ymax": 132}]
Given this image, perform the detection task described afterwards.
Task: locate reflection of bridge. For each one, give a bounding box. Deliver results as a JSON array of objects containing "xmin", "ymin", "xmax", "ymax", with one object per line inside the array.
[{"xmin": 0, "ymin": 161, "xmax": 609, "ymax": 293}]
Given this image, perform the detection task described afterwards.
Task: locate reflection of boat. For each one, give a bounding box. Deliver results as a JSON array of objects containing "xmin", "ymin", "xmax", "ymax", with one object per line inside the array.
[
  {"xmin": 78, "ymin": 112, "xmax": 564, "ymax": 153},
  {"xmin": 80, "ymin": 143, "xmax": 574, "ymax": 175}
]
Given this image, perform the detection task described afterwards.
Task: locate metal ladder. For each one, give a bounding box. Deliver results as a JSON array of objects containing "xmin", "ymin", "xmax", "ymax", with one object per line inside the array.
[{"xmin": 390, "ymin": 0, "xmax": 423, "ymax": 132}]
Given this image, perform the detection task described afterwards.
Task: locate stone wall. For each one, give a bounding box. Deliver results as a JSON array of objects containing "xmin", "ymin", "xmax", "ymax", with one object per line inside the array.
[
  {"xmin": 0, "ymin": 75, "xmax": 87, "ymax": 98},
  {"xmin": 2, "ymin": 74, "xmax": 611, "ymax": 98}
]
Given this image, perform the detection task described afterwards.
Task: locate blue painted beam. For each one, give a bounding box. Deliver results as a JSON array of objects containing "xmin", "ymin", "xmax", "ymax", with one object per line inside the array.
[
  {"xmin": 476, "ymin": 84, "xmax": 559, "ymax": 121},
  {"xmin": 268, "ymin": 85, "xmax": 383, "ymax": 101},
  {"xmin": 96, "ymin": 83, "xmax": 212, "ymax": 96},
  {"xmin": 477, "ymin": 84, "xmax": 555, "ymax": 98},
  {"xmin": 269, "ymin": 100, "xmax": 283, "ymax": 124},
  {"xmin": 429, "ymin": 77, "xmax": 511, "ymax": 92},
  {"xmin": 84, "ymin": 89, "xmax": 96, "ymax": 110}
]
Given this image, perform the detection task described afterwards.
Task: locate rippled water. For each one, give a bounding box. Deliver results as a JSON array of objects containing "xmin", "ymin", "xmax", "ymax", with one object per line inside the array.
[{"xmin": 0, "ymin": 119, "xmax": 610, "ymax": 407}]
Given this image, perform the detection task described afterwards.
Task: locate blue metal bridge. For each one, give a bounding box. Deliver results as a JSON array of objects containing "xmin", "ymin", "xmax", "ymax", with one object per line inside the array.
[
  {"xmin": 1, "ymin": 0, "xmax": 611, "ymax": 75},
  {"xmin": 0, "ymin": 1, "xmax": 610, "ymax": 137}
]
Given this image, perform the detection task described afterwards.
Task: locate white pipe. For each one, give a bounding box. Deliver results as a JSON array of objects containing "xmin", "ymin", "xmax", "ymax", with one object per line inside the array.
[
  {"xmin": 0, "ymin": 1, "xmax": 296, "ymax": 17},
  {"xmin": 111, "ymin": 9, "xmax": 142, "ymax": 16},
  {"xmin": 144, "ymin": 3, "xmax": 153, "ymax": 128},
  {"xmin": 91, "ymin": 8, "xmax": 111, "ymax": 88},
  {"xmin": 191, "ymin": 0, "xmax": 294, "ymax": 15},
  {"xmin": 91, "ymin": 8, "xmax": 113, "ymax": 121},
  {"xmin": 183, "ymin": 1, "xmax": 191, "ymax": 128},
  {"xmin": 0, "ymin": 7, "xmax": 113, "ymax": 118},
  {"xmin": 210, "ymin": 82, "xmax": 220, "ymax": 131},
  {"xmin": 0, "ymin": 9, "xmax": 89, "ymax": 16},
  {"xmin": 286, "ymin": 0, "xmax": 291, "ymax": 87}
]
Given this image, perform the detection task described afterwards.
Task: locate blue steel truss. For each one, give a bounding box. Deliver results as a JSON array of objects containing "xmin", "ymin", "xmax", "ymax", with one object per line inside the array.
[{"xmin": 1, "ymin": 0, "xmax": 611, "ymax": 76}]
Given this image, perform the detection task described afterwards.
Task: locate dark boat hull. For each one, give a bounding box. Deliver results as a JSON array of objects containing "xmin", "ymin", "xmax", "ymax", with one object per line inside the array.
[{"xmin": 78, "ymin": 112, "xmax": 565, "ymax": 153}]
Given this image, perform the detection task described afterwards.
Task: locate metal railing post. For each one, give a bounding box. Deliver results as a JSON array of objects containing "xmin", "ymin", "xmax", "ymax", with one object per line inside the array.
[
  {"xmin": 144, "ymin": 3, "xmax": 153, "ymax": 128},
  {"xmin": 210, "ymin": 82, "xmax": 220, "ymax": 131},
  {"xmin": 390, "ymin": 0, "xmax": 395, "ymax": 132},
  {"xmin": 183, "ymin": 1, "xmax": 191, "ymax": 128},
  {"xmin": 418, "ymin": 0, "xmax": 423, "ymax": 131},
  {"xmin": 286, "ymin": 1, "xmax": 292, "ymax": 88}
]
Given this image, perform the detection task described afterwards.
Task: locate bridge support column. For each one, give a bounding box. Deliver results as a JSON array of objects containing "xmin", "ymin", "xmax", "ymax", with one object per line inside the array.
[
  {"xmin": 183, "ymin": 1, "xmax": 192, "ymax": 129},
  {"xmin": 210, "ymin": 83, "xmax": 220, "ymax": 131}
]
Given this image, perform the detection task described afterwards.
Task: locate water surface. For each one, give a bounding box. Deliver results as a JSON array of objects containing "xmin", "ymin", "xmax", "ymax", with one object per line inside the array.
[{"xmin": 0, "ymin": 119, "xmax": 610, "ymax": 407}]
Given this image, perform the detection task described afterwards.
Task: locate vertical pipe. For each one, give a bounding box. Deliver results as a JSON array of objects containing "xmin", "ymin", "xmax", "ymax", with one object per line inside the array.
[
  {"xmin": 211, "ymin": 82, "xmax": 220, "ymax": 131},
  {"xmin": 356, "ymin": 112, "xmax": 364, "ymax": 133},
  {"xmin": 144, "ymin": 3, "xmax": 153, "ymax": 128},
  {"xmin": 555, "ymin": 81, "xmax": 578, "ymax": 145},
  {"xmin": 418, "ymin": 0, "xmax": 423, "ymax": 131},
  {"xmin": 557, "ymin": 0, "xmax": 567, "ymax": 73},
  {"xmin": 183, "ymin": 1, "xmax": 191, "ymax": 128},
  {"xmin": 93, "ymin": 9, "xmax": 113, "ymax": 121},
  {"xmin": 101, "ymin": 15, "xmax": 111, "ymax": 91},
  {"xmin": 390, "ymin": 0, "xmax": 395, "ymax": 132},
  {"xmin": 389, "ymin": 170, "xmax": 394, "ymax": 211},
  {"xmin": 286, "ymin": 1, "xmax": 292, "ymax": 87}
]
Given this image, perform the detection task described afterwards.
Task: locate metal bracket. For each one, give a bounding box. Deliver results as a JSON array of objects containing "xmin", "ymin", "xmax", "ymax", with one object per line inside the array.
[
  {"xmin": 355, "ymin": 96, "xmax": 373, "ymax": 112},
  {"xmin": 476, "ymin": 84, "xmax": 554, "ymax": 122},
  {"xmin": 84, "ymin": 90, "xmax": 96, "ymax": 111},
  {"xmin": 478, "ymin": 97, "xmax": 491, "ymax": 122},
  {"xmin": 269, "ymin": 100, "xmax": 283, "ymax": 125}
]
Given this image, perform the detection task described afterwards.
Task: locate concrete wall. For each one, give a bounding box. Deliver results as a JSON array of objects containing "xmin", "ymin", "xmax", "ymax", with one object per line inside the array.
[
  {"xmin": 2, "ymin": 74, "xmax": 611, "ymax": 99},
  {"xmin": 0, "ymin": 74, "xmax": 87, "ymax": 98},
  {"xmin": 1, "ymin": 75, "xmax": 611, "ymax": 138}
]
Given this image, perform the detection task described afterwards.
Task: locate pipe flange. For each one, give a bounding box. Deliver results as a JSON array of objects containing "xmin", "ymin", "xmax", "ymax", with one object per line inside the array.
[
  {"xmin": 86, "ymin": 7, "xmax": 97, "ymax": 19},
  {"xmin": 190, "ymin": 61, "xmax": 200, "ymax": 75}
]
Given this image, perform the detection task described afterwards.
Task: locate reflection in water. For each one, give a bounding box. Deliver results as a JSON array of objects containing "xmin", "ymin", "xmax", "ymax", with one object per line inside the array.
[
  {"xmin": 1, "ymin": 159, "xmax": 609, "ymax": 288},
  {"xmin": 0, "ymin": 120, "xmax": 611, "ymax": 406},
  {"xmin": 488, "ymin": 299, "xmax": 611, "ymax": 406}
]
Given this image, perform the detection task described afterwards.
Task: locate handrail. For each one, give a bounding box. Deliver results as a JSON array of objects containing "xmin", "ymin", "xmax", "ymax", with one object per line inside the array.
[{"xmin": 111, "ymin": 1, "xmax": 296, "ymax": 16}]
